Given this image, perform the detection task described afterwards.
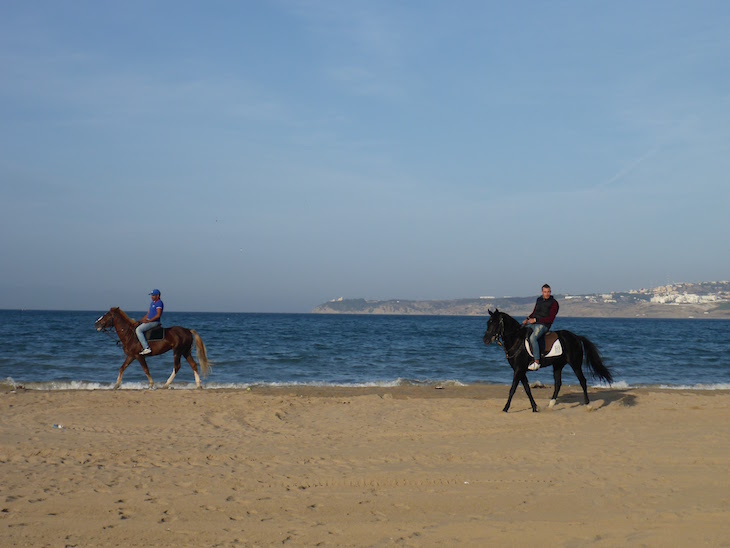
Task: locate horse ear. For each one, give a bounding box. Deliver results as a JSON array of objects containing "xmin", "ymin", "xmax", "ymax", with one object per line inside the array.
[
  {"xmin": 488, "ymin": 309, "xmax": 493, "ymax": 316},
  {"xmin": 494, "ymin": 308, "xmax": 500, "ymax": 313}
]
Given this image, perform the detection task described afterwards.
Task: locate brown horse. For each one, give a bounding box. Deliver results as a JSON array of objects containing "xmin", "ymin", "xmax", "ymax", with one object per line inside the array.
[{"xmin": 95, "ymin": 307, "xmax": 212, "ymax": 389}]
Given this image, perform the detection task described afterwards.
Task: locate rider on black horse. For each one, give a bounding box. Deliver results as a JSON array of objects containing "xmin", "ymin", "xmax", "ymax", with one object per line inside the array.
[{"xmin": 522, "ymin": 284, "xmax": 559, "ymax": 371}]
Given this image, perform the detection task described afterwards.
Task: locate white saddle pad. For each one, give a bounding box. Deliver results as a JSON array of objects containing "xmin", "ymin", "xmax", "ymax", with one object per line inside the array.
[{"xmin": 525, "ymin": 337, "xmax": 563, "ymax": 358}]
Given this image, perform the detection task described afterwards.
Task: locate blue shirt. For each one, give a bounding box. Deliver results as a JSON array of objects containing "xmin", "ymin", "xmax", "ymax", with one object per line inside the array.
[{"xmin": 147, "ymin": 300, "xmax": 164, "ymax": 322}]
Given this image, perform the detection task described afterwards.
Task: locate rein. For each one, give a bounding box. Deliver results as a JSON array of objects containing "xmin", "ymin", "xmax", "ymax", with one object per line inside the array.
[
  {"xmin": 493, "ymin": 317, "xmax": 523, "ymax": 361},
  {"xmin": 100, "ymin": 310, "xmax": 122, "ymax": 346},
  {"xmin": 503, "ymin": 337, "xmax": 524, "ymax": 361},
  {"xmin": 101, "ymin": 310, "xmax": 135, "ymax": 348}
]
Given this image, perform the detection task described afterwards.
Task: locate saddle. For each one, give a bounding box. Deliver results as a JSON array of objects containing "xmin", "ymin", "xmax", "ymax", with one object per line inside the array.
[
  {"xmin": 525, "ymin": 331, "xmax": 562, "ymax": 358},
  {"xmin": 144, "ymin": 326, "xmax": 166, "ymax": 341}
]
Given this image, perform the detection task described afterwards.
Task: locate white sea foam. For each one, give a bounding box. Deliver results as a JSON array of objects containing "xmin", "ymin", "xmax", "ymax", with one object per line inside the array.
[
  {"xmin": 18, "ymin": 380, "xmax": 150, "ymax": 391},
  {"xmin": 657, "ymin": 383, "xmax": 730, "ymax": 390},
  {"xmin": 206, "ymin": 378, "xmax": 468, "ymax": 389},
  {"xmin": 591, "ymin": 379, "xmax": 730, "ymax": 391},
  {"xmin": 1, "ymin": 377, "xmax": 19, "ymax": 390},
  {"xmin": 5, "ymin": 377, "xmax": 728, "ymax": 391},
  {"xmin": 3, "ymin": 378, "xmax": 470, "ymax": 391},
  {"xmin": 592, "ymin": 380, "xmax": 631, "ymax": 389}
]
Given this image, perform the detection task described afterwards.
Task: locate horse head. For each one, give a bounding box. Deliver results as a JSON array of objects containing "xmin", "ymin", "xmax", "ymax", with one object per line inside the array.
[
  {"xmin": 483, "ymin": 308, "xmax": 504, "ymax": 346},
  {"xmin": 95, "ymin": 308, "xmax": 119, "ymax": 332}
]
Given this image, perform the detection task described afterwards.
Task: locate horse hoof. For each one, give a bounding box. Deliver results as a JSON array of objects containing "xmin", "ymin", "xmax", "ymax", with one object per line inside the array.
[
  {"xmin": 549, "ymin": 399, "xmax": 557, "ymax": 408},
  {"xmin": 533, "ymin": 406, "xmax": 540, "ymax": 413},
  {"xmin": 502, "ymin": 407, "xmax": 509, "ymax": 413}
]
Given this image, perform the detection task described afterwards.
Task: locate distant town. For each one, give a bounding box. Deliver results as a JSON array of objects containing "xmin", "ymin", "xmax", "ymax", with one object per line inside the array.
[{"xmin": 314, "ymin": 281, "xmax": 730, "ymax": 319}]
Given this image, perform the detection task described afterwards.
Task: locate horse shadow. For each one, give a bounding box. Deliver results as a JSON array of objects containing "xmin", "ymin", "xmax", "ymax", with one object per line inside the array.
[{"xmin": 528, "ymin": 384, "xmax": 638, "ymax": 411}]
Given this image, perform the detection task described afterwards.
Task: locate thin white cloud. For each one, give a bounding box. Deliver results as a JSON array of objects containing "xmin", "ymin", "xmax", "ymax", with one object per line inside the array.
[{"xmin": 595, "ymin": 146, "xmax": 660, "ymax": 190}]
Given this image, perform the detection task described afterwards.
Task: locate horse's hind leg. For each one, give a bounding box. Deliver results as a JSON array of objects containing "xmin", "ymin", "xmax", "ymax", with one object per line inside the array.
[
  {"xmin": 163, "ymin": 352, "xmax": 183, "ymax": 389},
  {"xmin": 566, "ymin": 336, "xmax": 590, "ymax": 405},
  {"xmin": 184, "ymin": 351, "xmax": 203, "ymax": 389},
  {"xmin": 114, "ymin": 356, "xmax": 135, "ymax": 390},
  {"xmin": 550, "ymin": 365, "xmax": 565, "ymax": 408},
  {"xmin": 571, "ymin": 364, "xmax": 590, "ymax": 405}
]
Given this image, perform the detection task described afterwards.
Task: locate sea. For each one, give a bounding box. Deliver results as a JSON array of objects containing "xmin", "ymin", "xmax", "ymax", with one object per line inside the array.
[{"xmin": 1, "ymin": 310, "xmax": 729, "ymax": 391}]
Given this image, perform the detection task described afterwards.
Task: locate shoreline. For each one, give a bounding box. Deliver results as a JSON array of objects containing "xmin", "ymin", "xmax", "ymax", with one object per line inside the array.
[
  {"xmin": 3, "ymin": 380, "xmax": 730, "ymax": 393},
  {"xmin": 2, "ymin": 386, "xmax": 729, "ymax": 545}
]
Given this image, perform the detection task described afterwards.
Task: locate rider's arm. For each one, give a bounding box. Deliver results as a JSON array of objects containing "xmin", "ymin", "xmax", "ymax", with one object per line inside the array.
[
  {"xmin": 523, "ymin": 302, "xmax": 538, "ymax": 325},
  {"xmin": 148, "ymin": 305, "xmax": 162, "ymax": 322}
]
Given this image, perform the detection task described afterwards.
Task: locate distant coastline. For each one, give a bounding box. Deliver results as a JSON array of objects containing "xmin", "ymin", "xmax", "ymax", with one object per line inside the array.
[{"xmin": 313, "ymin": 281, "xmax": 730, "ymax": 319}]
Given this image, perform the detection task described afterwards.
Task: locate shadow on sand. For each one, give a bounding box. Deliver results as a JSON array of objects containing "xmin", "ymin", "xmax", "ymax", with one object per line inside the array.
[{"xmin": 525, "ymin": 385, "xmax": 638, "ymax": 411}]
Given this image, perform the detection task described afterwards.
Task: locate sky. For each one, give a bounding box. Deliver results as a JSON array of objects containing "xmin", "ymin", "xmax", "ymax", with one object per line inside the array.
[{"xmin": 1, "ymin": 1, "xmax": 729, "ymax": 312}]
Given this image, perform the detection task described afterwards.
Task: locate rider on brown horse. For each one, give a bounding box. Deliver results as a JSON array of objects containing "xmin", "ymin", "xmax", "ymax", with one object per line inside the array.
[
  {"xmin": 137, "ymin": 289, "xmax": 163, "ymax": 355},
  {"xmin": 96, "ymin": 307, "xmax": 211, "ymax": 389}
]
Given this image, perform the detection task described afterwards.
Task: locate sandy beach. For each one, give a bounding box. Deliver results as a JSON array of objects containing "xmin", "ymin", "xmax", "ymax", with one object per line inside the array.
[{"xmin": 1, "ymin": 384, "xmax": 729, "ymax": 546}]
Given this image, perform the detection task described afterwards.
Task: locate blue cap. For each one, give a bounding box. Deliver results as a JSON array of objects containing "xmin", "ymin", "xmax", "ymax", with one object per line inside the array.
[{"xmin": 149, "ymin": 289, "xmax": 161, "ymax": 296}]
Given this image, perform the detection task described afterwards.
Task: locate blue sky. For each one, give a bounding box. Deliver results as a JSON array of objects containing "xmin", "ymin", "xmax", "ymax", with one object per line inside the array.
[{"xmin": 1, "ymin": 1, "xmax": 729, "ymax": 312}]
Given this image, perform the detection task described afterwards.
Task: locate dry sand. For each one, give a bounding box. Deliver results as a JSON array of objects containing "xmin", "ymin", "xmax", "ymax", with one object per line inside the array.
[{"xmin": 1, "ymin": 385, "xmax": 729, "ymax": 546}]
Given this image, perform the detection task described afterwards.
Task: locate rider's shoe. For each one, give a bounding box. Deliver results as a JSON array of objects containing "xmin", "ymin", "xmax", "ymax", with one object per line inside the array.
[
  {"xmin": 140, "ymin": 348, "xmax": 152, "ymax": 355},
  {"xmin": 528, "ymin": 361, "xmax": 540, "ymax": 371}
]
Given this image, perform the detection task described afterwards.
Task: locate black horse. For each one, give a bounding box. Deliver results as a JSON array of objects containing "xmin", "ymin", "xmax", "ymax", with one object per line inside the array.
[{"xmin": 482, "ymin": 309, "xmax": 613, "ymax": 412}]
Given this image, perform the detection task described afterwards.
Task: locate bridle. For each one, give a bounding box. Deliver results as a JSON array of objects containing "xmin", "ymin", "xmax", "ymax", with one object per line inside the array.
[
  {"xmin": 98, "ymin": 309, "xmax": 127, "ymax": 347},
  {"xmin": 489, "ymin": 315, "xmax": 523, "ymax": 361}
]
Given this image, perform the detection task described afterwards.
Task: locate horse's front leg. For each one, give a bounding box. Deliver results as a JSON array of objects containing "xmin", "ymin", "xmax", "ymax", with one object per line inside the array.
[
  {"xmin": 136, "ymin": 356, "xmax": 155, "ymax": 389},
  {"xmin": 520, "ymin": 374, "xmax": 539, "ymax": 413},
  {"xmin": 503, "ymin": 367, "xmax": 522, "ymax": 412},
  {"xmin": 114, "ymin": 355, "xmax": 135, "ymax": 389}
]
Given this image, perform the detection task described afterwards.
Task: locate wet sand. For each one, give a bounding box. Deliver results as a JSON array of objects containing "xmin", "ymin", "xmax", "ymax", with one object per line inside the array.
[{"xmin": 1, "ymin": 385, "xmax": 729, "ymax": 546}]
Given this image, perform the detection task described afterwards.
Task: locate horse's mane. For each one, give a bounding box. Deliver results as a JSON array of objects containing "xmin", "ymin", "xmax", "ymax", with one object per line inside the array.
[
  {"xmin": 497, "ymin": 310, "xmax": 522, "ymax": 332},
  {"xmin": 114, "ymin": 308, "xmax": 136, "ymax": 325}
]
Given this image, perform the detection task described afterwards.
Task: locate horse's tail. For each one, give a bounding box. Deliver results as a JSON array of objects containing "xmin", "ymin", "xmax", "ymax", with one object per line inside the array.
[
  {"xmin": 190, "ymin": 330, "xmax": 212, "ymax": 378},
  {"xmin": 579, "ymin": 336, "xmax": 613, "ymax": 384}
]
